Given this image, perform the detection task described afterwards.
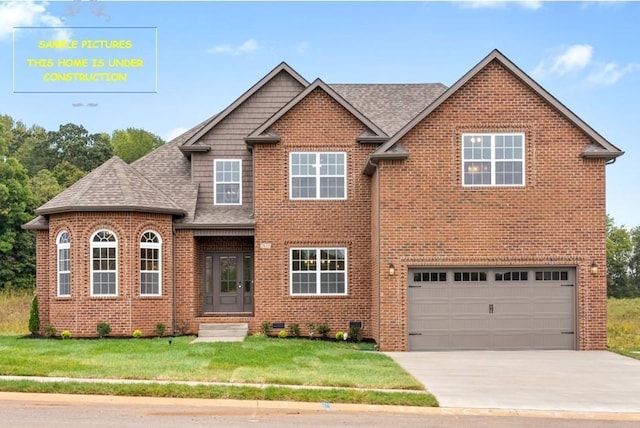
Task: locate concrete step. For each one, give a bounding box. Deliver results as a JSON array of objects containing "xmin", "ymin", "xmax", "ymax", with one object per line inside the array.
[{"xmin": 195, "ymin": 323, "xmax": 248, "ymax": 342}]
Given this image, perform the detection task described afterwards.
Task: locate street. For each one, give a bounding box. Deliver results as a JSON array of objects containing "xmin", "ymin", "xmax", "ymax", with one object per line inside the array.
[{"xmin": 1, "ymin": 393, "xmax": 638, "ymax": 428}]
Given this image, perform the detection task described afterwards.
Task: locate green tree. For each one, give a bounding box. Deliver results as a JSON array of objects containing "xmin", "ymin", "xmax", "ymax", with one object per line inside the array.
[
  {"xmin": 606, "ymin": 215, "xmax": 633, "ymax": 298},
  {"xmin": 0, "ymin": 157, "xmax": 35, "ymax": 290},
  {"xmin": 48, "ymin": 123, "xmax": 112, "ymax": 172},
  {"xmin": 111, "ymin": 128, "xmax": 164, "ymax": 163},
  {"xmin": 0, "ymin": 114, "xmax": 13, "ymax": 156},
  {"xmin": 52, "ymin": 161, "xmax": 86, "ymax": 187},
  {"xmin": 31, "ymin": 169, "xmax": 63, "ymax": 207},
  {"xmin": 628, "ymin": 226, "xmax": 640, "ymax": 296},
  {"xmin": 13, "ymin": 123, "xmax": 55, "ymax": 175}
]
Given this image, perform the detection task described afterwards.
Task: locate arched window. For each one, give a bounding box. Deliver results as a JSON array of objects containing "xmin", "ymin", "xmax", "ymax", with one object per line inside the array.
[
  {"xmin": 140, "ymin": 231, "xmax": 161, "ymax": 296},
  {"xmin": 57, "ymin": 231, "xmax": 70, "ymax": 297},
  {"xmin": 91, "ymin": 230, "xmax": 117, "ymax": 296}
]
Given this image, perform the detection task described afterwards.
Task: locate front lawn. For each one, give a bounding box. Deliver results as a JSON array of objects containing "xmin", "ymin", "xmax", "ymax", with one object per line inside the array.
[
  {"xmin": 608, "ymin": 297, "xmax": 640, "ymax": 359},
  {"xmin": 0, "ymin": 335, "xmax": 422, "ymax": 390}
]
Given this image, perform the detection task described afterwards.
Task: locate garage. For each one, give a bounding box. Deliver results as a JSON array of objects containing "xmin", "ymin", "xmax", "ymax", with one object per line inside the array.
[{"xmin": 408, "ymin": 267, "xmax": 576, "ymax": 351}]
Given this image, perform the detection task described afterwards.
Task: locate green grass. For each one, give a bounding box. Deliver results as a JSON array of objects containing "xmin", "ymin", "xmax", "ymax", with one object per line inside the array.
[
  {"xmin": 0, "ymin": 335, "xmax": 422, "ymax": 390},
  {"xmin": 0, "ymin": 380, "xmax": 437, "ymax": 407},
  {"xmin": 608, "ymin": 297, "xmax": 640, "ymax": 359}
]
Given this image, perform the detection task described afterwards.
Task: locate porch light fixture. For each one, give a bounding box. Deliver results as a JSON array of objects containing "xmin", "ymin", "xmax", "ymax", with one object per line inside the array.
[
  {"xmin": 388, "ymin": 263, "xmax": 395, "ymax": 276},
  {"xmin": 590, "ymin": 261, "xmax": 598, "ymax": 275}
]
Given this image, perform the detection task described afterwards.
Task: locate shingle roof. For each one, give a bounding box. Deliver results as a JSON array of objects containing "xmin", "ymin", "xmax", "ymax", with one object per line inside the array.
[
  {"xmin": 36, "ymin": 156, "xmax": 186, "ymax": 216},
  {"xmin": 330, "ymin": 83, "xmax": 447, "ymax": 135},
  {"xmin": 175, "ymin": 206, "xmax": 254, "ymax": 229},
  {"xmin": 22, "ymin": 215, "xmax": 49, "ymax": 230}
]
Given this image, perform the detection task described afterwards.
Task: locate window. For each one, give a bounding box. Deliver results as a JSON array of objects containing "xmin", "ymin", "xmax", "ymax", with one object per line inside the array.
[
  {"xmin": 413, "ymin": 272, "xmax": 447, "ymax": 282},
  {"xmin": 290, "ymin": 152, "xmax": 346, "ymax": 199},
  {"xmin": 57, "ymin": 231, "xmax": 70, "ymax": 297},
  {"xmin": 290, "ymin": 248, "xmax": 347, "ymax": 295},
  {"xmin": 454, "ymin": 271, "xmax": 487, "ymax": 282},
  {"xmin": 140, "ymin": 231, "xmax": 161, "ymax": 296},
  {"xmin": 91, "ymin": 230, "xmax": 117, "ymax": 296},
  {"xmin": 214, "ymin": 159, "xmax": 241, "ymax": 205},
  {"xmin": 462, "ymin": 133, "xmax": 524, "ymax": 186},
  {"xmin": 495, "ymin": 271, "xmax": 529, "ymax": 281},
  {"xmin": 535, "ymin": 270, "xmax": 569, "ymax": 281}
]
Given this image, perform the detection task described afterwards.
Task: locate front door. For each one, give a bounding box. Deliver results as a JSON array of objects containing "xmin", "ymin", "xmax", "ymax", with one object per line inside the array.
[{"xmin": 203, "ymin": 252, "xmax": 253, "ymax": 313}]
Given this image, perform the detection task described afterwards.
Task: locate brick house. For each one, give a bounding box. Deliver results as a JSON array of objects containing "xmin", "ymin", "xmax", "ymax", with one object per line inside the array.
[{"xmin": 24, "ymin": 50, "xmax": 622, "ymax": 351}]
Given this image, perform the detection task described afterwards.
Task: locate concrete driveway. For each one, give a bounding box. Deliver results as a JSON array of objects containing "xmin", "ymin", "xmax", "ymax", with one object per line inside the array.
[{"xmin": 386, "ymin": 351, "xmax": 640, "ymax": 413}]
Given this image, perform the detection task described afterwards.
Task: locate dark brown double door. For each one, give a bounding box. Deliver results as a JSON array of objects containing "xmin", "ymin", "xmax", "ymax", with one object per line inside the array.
[{"xmin": 204, "ymin": 252, "xmax": 253, "ymax": 313}]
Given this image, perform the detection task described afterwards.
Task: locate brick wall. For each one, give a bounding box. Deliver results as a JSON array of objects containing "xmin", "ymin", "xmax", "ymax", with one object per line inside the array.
[
  {"xmin": 376, "ymin": 60, "xmax": 607, "ymax": 350},
  {"xmin": 42, "ymin": 212, "xmax": 175, "ymax": 337},
  {"xmin": 253, "ymin": 88, "xmax": 375, "ymax": 338}
]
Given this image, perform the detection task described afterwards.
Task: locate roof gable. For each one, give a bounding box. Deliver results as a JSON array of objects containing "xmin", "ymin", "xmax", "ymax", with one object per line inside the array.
[
  {"xmin": 36, "ymin": 156, "xmax": 186, "ymax": 216},
  {"xmin": 246, "ymin": 78, "xmax": 388, "ymax": 144},
  {"xmin": 181, "ymin": 62, "xmax": 309, "ymax": 148},
  {"xmin": 367, "ymin": 49, "xmax": 623, "ymax": 173}
]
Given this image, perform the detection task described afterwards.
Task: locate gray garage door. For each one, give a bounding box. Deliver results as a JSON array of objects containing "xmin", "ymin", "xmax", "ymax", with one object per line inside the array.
[{"xmin": 408, "ymin": 267, "xmax": 576, "ymax": 351}]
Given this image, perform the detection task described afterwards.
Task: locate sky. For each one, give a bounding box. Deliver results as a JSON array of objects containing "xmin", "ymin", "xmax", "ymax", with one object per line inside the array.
[{"xmin": 1, "ymin": 0, "xmax": 638, "ymax": 228}]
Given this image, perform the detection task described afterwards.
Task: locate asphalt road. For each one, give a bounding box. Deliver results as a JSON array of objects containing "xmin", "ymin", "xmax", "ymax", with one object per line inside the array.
[{"xmin": 1, "ymin": 393, "xmax": 639, "ymax": 428}]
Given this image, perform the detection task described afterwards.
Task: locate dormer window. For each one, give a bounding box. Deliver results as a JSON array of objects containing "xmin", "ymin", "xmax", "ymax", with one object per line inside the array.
[{"xmin": 214, "ymin": 159, "xmax": 242, "ymax": 205}]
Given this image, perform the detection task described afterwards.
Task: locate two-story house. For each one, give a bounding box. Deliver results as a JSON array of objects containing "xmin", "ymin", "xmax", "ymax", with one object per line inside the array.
[{"xmin": 24, "ymin": 50, "xmax": 622, "ymax": 351}]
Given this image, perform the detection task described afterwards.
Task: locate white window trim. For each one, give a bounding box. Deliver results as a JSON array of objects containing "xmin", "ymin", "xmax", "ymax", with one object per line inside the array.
[
  {"xmin": 56, "ymin": 231, "xmax": 70, "ymax": 297},
  {"xmin": 90, "ymin": 229, "xmax": 118, "ymax": 297},
  {"xmin": 289, "ymin": 152, "xmax": 347, "ymax": 200},
  {"xmin": 140, "ymin": 230, "xmax": 162, "ymax": 296},
  {"xmin": 461, "ymin": 133, "xmax": 526, "ymax": 187},
  {"xmin": 213, "ymin": 159, "xmax": 242, "ymax": 205},
  {"xmin": 289, "ymin": 247, "xmax": 348, "ymax": 296}
]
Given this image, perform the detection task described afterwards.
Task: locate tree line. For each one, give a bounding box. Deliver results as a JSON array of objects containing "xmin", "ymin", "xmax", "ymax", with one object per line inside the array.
[
  {"xmin": 0, "ymin": 114, "xmax": 164, "ymax": 290},
  {"xmin": 607, "ymin": 215, "xmax": 640, "ymax": 298}
]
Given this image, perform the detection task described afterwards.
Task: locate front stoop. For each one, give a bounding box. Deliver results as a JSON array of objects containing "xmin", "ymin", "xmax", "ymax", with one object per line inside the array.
[{"xmin": 191, "ymin": 323, "xmax": 248, "ymax": 343}]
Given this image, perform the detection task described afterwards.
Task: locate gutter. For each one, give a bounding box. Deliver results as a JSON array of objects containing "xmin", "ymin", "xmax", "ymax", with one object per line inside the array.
[
  {"xmin": 172, "ymin": 224, "xmax": 177, "ymax": 335},
  {"xmin": 367, "ymin": 158, "xmax": 382, "ymax": 347}
]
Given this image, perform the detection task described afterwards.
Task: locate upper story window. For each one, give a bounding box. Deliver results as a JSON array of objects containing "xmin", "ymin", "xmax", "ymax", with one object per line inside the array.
[
  {"xmin": 214, "ymin": 159, "xmax": 242, "ymax": 205},
  {"xmin": 140, "ymin": 231, "xmax": 162, "ymax": 296},
  {"xmin": 290, "ymin": 152, "xmax": 346, "ymax": 200},
  {"xmin": 91, "ymin": 229, "xmax": 117, "ymax": 296},
  {"xmin": 290, "ymin": 248, "xmax": 347, "ymax": 295},
  {"xmin": 57, "ymin": 231, "xmax": 70, "ymax": 297},
  {"xmin": 462, "ymin": 133, "xmax": 525, "ymax": 187}
]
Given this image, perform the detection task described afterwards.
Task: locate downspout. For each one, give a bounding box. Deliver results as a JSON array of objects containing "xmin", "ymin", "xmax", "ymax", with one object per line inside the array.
[
  {"xmin": 368, "ymin": 158, "xmax": 382, "ymax": 346},
  {"xmin": 172, "ymin": 223, "xmax": 177, "ymax": 334}
]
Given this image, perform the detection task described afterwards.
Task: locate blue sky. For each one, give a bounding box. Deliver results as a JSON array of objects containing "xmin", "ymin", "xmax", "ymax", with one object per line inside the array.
[{"xmin": 1, "ymin": 1, "xmax": 639, "ymax": 228}]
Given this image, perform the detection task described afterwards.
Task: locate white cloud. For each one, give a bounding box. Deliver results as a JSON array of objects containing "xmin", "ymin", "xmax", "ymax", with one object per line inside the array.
[
  {"xmin": 461, "ymin": 1, "xmax": 542, "ymax": 10},
  {"xmin": 0, "ymin": 1, "xmax": 68, "ymax": 41},
  {"xmin": 164, "ymin": 127, "xmax": 188, "ymax": 142},
  {"xmin": 532, "ymin": 44, "xmax": 593, "ymax": 78},
  {"xmin": 587, "ymin": 62, "xmax": 640, "ymax": 86},
  {"xmin": 206, "ymin": 39, "xmax": 258, "ymax": 55}
]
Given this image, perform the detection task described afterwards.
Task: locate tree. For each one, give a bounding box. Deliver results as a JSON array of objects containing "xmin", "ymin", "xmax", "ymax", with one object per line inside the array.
[
  {"xmin": 52, "ymin": 161, "xmax": 86, "ymax": 188},
  {"xmin": 628, "ymin": 226, "xmax": 640, "ymax": 295},
  {"xmin": 31, "ymin": 169, "xmax": 63, "ymax": 208},
  {"xmin": 0, "ymin": 157, "xmax": 35, "ymax": 290},
  {"xmin": 48, "ymin": 123, "xmax": 112, "ymax": 172},
  {"xmin": 0, "ymin": 114, "xmax": 13, "ymax": 157},
  {"xmin": 606, "ymin": 215, "xmax": 633, "ymax": 298},
  {"xmin": 111, "ymin": 128, "xmax": 164, "ymax": 163}
]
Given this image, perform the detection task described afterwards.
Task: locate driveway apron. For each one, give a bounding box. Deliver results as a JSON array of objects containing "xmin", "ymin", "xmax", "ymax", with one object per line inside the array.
[{"xmin": 386, "ymin": 351, "xmax": 640, "ymax": 413}]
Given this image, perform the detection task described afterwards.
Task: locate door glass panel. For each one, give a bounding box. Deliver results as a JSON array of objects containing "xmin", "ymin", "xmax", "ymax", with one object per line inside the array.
[
  {"xmin": 244, "ymin": 255, "xmax": 252, "ymax": 292},
  {"xmin": 220, "ymin": 256, "xmax": 237, "ymax": 293},
  {"xmin": 205, "ymin": 255, "xmax": 213, "ymax": 293}
]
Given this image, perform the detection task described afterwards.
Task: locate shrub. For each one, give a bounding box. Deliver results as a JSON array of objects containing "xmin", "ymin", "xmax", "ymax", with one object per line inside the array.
[
  {"xmin": 335, "ymin": 331, "xmax": 344, "ymax": 341},
  {"xmin": 43, "ymin": 324, "xmax": 56, "ymax": 338},
  {"xmin": 28, "ymin": 295, "xmax": 40, "ymax": 335},
  {"xmin": 260, "ymin": 321, "xmax": 271, "ymax": 336},
  {"xmin": 316, "ymin": 324, "xmax": 330, "ymax": 338},
  {"xmin": 348, "ymin": 325, "xmax": 362, "ymax": 342},
  {"xmin": 132, "ymin": 329, "xmax": 142, "ymax": 338},
  {"xmin": 307, "ymin": 323, "xmax": 316, "ymax": 338},
  {"xmin": 154, "ymin": 323, "xmax": 167, "ymax": 337},
  {"xmin": 60, "ymin": 330, "xmax": 72, "ymax": 340},
  {"xmin": 278, "ymin": 329, "xmax": 287, "ymax": 339},
  {"xmin": 96, "ymin": 322, "xmax": 111, "ymax": 338},
  {"xmin": 288, "ymin": 323, "xmax": 300, "ymax": 337},
  {"xmin": 175, "ymin": 320, "xmax": 189, "ymax": 336}
]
